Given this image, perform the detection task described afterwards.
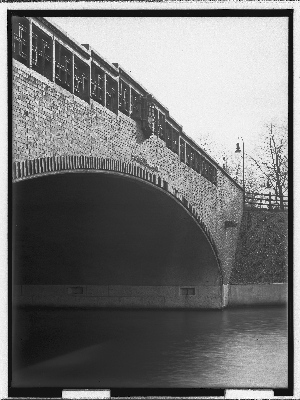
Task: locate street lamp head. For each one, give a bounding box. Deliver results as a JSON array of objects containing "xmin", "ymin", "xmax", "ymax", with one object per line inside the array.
[{"xmin": 235, "ymin": 143, "xmax": 241, "ymax": 153}]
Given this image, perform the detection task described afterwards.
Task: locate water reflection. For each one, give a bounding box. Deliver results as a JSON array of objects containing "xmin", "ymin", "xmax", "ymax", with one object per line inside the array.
[{"xmin": 12, "ymin": 307, "xmax": 288, "ymax": 388}]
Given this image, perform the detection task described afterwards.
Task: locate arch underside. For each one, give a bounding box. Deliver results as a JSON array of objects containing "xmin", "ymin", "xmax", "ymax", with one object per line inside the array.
[
  {"xmin": 13, "ymin": 172, "xmax": 221, "ymax": 287},
  {"xmin": 12, "ymin": 157, "xmax": 219, "ymax": 260}
]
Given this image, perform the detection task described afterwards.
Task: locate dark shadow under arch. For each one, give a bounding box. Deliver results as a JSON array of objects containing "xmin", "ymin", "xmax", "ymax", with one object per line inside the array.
[{"xmin": 13, "ymin": 172, "xmax": 221, "ymax": 286}]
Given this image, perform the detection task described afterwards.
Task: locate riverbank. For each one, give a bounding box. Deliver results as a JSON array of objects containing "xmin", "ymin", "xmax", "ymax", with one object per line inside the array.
[{"xmin": 13, "ymin": 283, "xmax": 288, "ymax": 308}]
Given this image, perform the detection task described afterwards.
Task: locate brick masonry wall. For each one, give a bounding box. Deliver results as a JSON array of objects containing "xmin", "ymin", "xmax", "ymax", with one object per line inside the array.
[
  {"xmin": 13, "ymin": 60, "xmax": 244, "ymax": 284},
  {"xmin": 230, "ymin": 210, "xmax": 288, "ymax": 284}
]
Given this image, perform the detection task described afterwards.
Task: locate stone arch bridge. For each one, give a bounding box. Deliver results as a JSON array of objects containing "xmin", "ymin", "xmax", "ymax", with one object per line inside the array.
[{"xmin": 12, "ymin": 16, "xmax": 244, "ymax": 308}]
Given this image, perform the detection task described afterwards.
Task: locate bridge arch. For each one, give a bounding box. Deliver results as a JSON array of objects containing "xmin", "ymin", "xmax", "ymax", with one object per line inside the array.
[
  {"xmin": 13, "ymin": 155, "xmax": 221, "ymax": 271},
  {"xmin": 13, "ymin": 156, "xmax": 222, "ymax": 290}
]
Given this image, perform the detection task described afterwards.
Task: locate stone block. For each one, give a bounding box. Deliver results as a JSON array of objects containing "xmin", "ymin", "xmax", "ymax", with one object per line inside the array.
[
  {"xmin": 65, "ymin": 285, "xmax": 87, "ymax": 295},
  {"xmin": 108, "ymin": 285, "xmax": 179, "ymax": 297},
  {"xmin": 164, "ymin": 294, "xmax": 220, "ymax": 309},
  {"xmin": 97, "ymin": 297, "xmax": 120, "ymax": 307},
  {"xmin": 164, "ymin": 286, "xmax": 221, "ymax": 309},
  {"xmin": 222, "ymin": 284, "xmax": 230, "ymax": 308},
  {"xmin": 142, "ymin": 296, "xmax": 165, "ymax": 307},
  {"xmin": 86, "ymin": 285, "xmax": 109, "ymax": 297},
  {"xmin": 228, "ymin": 284, "xmax": 288, "ymax": 306},
  {"xmin": 76, "ymin": 296, "xmax": 100, "ymax": 307},
  {"xmin": 22, "ymin": 285, "xmax": 65, "ymax": 296},
  {"xmin": 31, "ymin": 295, "xmax": 76, "ymax": 307},
  {"xmin": 119, "ymin": 296, "xmax": 145, "ymax": 307}
]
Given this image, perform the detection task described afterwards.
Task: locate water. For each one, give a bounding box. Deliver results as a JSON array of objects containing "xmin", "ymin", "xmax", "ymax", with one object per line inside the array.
[{"xmin": 12, "ymin": 307, "xmax": 288, "ymax": 388}]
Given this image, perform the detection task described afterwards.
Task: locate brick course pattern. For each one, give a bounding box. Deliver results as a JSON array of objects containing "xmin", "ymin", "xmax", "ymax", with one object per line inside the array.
[
  {"xmin": 13, "ymin": 60, "xmax": 244, "ymax": 284},
  {"xmin": 230, "ymin": 210, "xmax": 288, "ymax": 284}
]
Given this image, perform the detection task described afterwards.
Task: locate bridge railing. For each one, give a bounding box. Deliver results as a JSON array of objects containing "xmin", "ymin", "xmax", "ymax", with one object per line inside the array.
[{"xmin": 244, "ymin": 192, "xmax": 288, "ymax": 211}]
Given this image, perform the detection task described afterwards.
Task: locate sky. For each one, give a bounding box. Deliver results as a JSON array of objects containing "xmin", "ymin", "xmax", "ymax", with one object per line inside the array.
[{"xmin": 46, "ymin": 16, "xmax": 288, "ymax": 157}]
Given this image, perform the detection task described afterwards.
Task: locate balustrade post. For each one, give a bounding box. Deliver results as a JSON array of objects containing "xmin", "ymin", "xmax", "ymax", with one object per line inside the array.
[
  {"xmin": 12, "ymin": 162, "xmax": 16, "ymax": 180},
  {"xmin": 28, "ymin": 160, "xmax": 31, "ymax": 176},
  {"xmin": 43, "ymin": 158, "xmax": 46, "ymax": 173},
  {"xmin": 15, "ymin": 162, "xmax": 18, "ymax": 179},
  {"xmin": 28, "ymin": 19, "xmax": 32, "ymax": 69}
]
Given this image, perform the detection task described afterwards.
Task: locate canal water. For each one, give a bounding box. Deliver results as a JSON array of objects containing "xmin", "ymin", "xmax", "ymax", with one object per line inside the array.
[{"xmin": 12, "ymin": 306, "xmax": 288, "ymax": 389}]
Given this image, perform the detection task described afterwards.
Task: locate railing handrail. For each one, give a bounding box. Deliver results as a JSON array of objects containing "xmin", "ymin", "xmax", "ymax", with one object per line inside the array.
[
  {"xmin": 245, "ymin": 196, "xmax": 288, "ymax": 203},
  {"xmin": 245, "ymin": 192, "xmax": 288, "ymax": 199},
  {"xmin": 244, "ymin": 191, "xmax": 288, "ymax": 210}
]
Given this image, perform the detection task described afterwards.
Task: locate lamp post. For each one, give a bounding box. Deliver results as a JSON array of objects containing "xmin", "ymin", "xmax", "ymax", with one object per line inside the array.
[{"xmin": 235, "ymin": 138, "xmax": 245, "ymax": 202}]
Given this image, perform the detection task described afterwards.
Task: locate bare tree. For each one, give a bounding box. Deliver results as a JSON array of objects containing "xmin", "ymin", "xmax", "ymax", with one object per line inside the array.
[
  {"xmin": 198, "ymin": 124, "xmax": 288, "ymax": 211},
  {"xmin": 248, "ymin": 123, "xmax": 288, "ymax": 210}
]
